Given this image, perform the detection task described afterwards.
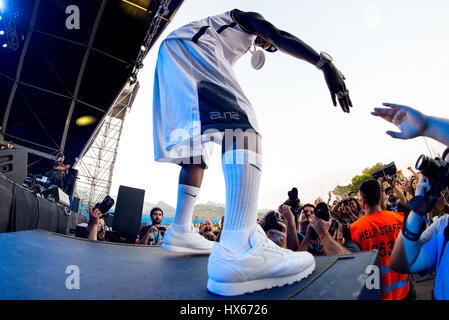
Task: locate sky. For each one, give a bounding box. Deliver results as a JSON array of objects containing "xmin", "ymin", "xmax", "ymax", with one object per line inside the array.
[{"xmin": 109, "ymin": 0, "xmax": 449, "ymax": 211}]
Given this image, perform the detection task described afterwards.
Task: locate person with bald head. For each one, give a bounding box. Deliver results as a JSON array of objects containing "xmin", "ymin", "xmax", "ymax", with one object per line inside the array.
[{"xmin": 201, "ymin": 219, "xmax": 217, "ymax": 242}]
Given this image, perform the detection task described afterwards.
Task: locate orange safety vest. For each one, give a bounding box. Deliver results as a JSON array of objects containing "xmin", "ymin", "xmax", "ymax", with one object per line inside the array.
[{"xmin": 350, "ymin": 210, "xmax": 409, "ymax": 300}]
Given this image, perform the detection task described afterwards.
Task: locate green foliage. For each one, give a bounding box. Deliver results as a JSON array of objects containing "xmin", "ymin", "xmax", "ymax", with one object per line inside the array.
[
  {"xmin": 332, "ymin": 162, "xmax": 385, "ymax": 197},
  {"xmin": 332, "ymin": 185, "xmax": 351, "ymax": 198}
]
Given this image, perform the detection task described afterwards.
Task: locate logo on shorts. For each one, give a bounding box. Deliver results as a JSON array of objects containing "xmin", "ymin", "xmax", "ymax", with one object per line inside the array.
[{"xmin": 209, "ymin": 112, "xmax": 240, "ymax": 120}]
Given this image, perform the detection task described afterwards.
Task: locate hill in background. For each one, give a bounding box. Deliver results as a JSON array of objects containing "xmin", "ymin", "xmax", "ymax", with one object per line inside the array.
[
  {"xmin": 143, "ymin": 201, "xmax": 176, "ymax": 217},
  {"xmin": 142, "ymin": 201, "xmax": 271, "ymax": 219}
]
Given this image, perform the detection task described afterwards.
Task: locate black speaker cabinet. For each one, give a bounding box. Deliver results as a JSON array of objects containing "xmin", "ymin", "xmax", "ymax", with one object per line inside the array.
[
  {"xmin": 112, "ymin": 185, "xmax": 145, "ymax": 235},
  {"xmin": 63, "ymin": 168, "xmax": 78, "ymax": 196},
  {"xmin": 371, "ymin": 162, "xmax": 397, "ymax": 180},
  {"xmin": 0, "ymin": 149, "xmax": 28, "ymax": 184},
  {"xmin": 71, "ymin": 196, "xmax": 80, "ymax": 213}
]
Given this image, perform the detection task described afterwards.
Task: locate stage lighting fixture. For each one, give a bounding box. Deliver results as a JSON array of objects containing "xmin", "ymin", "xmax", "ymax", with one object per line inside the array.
[
  {"xmin": 0, "ymin": 0, "xmax": 4, "ymax": 12},
  {"xmin": 2, "ymin": 43, "xmax": 7, "ymax": 48},
  {"xmin": 0, "ymin": 31, "xmax": 4, "ymax": 35},
  {"xmin": 75, "ymin": 115, "xmax": 97, "ymax": 126},
  {"xmin": 121, "ymin": 0, "xmax": 147, "ymax": 12}
]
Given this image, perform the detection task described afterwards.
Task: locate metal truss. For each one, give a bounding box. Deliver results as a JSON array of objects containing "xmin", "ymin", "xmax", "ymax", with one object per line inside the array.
[
  {"xmin": 129, "ymin": 0, "xmax": 180, "ymax": 84},
  {"xmin": 74, "ymin": 82, "xmax": 140, "ymax": 211}
]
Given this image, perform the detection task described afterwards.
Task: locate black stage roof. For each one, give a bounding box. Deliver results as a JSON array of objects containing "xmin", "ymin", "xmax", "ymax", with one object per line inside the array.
[{"xmin": 0, "ymin": 0, "xmax": 183, "ymax": 171}]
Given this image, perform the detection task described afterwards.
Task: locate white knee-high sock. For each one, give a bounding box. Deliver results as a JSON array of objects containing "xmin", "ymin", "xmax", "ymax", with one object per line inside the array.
[
  {"xmin": 219, "ymin": 149, "xmax": 262, "ymax": 254},
  {"xmin": 172, "ymin": 184, "xmax": 200, "ymax": 232}
]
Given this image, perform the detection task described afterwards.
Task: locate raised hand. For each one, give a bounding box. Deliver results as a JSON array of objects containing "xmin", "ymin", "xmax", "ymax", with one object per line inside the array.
[
  {"xmin": 371, "ymin": 103, "xmax": 428, "ymax": 139},
  {"xmin": 278, "ymin": 204, "xmax": 294, "ymax": 222},
  {"xmin": 322, "ymin": 62, "xmax": 352, "ymax": 113},
  {"xmin": 309, "ymin": 216, "xmax": 332, "ymax": 237},
  {"xmin": 415, "ymin": 175, "xmax": 431, "ymax": 197},
  {"xmin": 267, "ymin": 222, "xmax": 287, "ymax": 248},
  {"xmin": 89, "ymin": 207, "xmax": 102, "ymax": 226}
]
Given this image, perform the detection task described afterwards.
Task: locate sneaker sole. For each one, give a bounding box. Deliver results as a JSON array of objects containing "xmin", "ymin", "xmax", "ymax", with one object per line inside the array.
[
  {"xmin": 207, "ymin": 260, "xmax": 316, "ymax": 296},
  {"xmin": 161, "ymin": 243, "xmax": 212, "ymax": 254}
]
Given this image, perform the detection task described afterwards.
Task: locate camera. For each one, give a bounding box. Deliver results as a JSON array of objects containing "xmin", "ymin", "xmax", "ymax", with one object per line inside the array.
[
  {"xmin": 261, "ymin": 210, "xmax": 284, "ymax": 232},
  {"xmin": 416, "ymin": 155, "xmax": 449, "ymax": 187},
  {"xmin": 158, "ymin": 225, "xmax": 167, "ymax": 232},
  {"xmin": 310, "ymin": 202, "xmax": 338, "ymax": 239},
  {"xmin": 204, "ymin": 226, "xmax": 211, "ymax": 232},
  {"xmin": 315, "ymin": 202, "xmax": 330, "ymax": 221},
  {"xmin": 410, "ymin": 154, "xmax": 449, "ymax": 212},
  {"xmin": 283, "ymin": 187, "xmax": 301, "ymax": 217},
  {"xmin": 95, "ymin": 195, "xmax": 115, "ymax": 214}
]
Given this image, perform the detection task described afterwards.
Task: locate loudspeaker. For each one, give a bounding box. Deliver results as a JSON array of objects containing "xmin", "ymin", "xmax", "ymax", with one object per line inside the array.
[
  {"xmin": 371, "ymin": 162, "xmax": 397, "ymax": 180},
  {"xmin": 71, "ymin": 196, "xmax": 80, "ymax": 213},
  {"xmin": 41, "ymin": 186, "xmax": 70, "ymax": 207},
  {"xmin": 63, "ymin": 168, "xmax": 78, "ymax": 196},
  {"xmin": 0, "ymin": 149, "xmax": 28, "ymax": 184},
  {"xmin": 112, "ymin": 185, "xmax": 145, "ymax": 235}
]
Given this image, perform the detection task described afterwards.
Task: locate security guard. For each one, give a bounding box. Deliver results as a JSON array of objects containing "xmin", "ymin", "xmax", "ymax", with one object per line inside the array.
[{"xmin": 350, "ymin": 179, "xmax": 409, "ymax": 300}]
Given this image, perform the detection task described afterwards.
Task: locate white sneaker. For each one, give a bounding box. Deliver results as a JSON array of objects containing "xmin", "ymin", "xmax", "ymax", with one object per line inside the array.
[
  {"xmin": 161, "ymin": 225, "xmax": 215, "ymax": 254},
  {"xmin": 207, "ymin": 224, "xmax": 315, "ymax": 296}
]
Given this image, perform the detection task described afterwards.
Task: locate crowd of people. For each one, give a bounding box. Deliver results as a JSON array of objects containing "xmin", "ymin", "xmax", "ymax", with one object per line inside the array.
[
  {"xmin": 83, "ymin": 97, "xmax": 449, "ymax": 301},
  {"xmin": 85, "ymin": 205, "xmax": 224, "ymax": 245},
  {"xmin": 85, "ymin": 138, "xmax": 449, "ymax": 300}
]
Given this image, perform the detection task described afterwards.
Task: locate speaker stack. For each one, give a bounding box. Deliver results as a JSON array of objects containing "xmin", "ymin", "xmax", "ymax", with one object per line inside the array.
[{"xmin": 0, "ymin": 149, "xmax": 28, "ymax": 185}]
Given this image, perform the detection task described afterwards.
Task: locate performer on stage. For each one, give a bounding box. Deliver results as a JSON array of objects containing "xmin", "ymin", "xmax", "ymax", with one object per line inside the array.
[
  {"xmin": 152, "ymin": 9, "xmax": 352, "ymax": 296},
  {"xmin": 0, "ymin": 141, "xmax": 14, "ymax": 150},
  {"xmin": 50, "ymin": 153, "xmax": 70, "ymax": 190}
]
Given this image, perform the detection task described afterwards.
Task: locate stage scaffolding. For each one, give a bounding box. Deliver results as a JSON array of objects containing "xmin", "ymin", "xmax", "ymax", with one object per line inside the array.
[{"xmin": 74, "ymin": 82, "xmax": 140, "ymax": 211}]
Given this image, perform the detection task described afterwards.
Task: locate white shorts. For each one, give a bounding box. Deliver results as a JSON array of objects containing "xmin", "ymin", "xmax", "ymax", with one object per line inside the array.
[{"xmin": 152, "ymin": 39, "xmax": 259, "ymax": 168}]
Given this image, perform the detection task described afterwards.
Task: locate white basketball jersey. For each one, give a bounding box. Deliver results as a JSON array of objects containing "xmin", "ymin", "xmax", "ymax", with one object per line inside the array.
[{"xmin": 166, "ymin": 10, "xmax": 256, "ymax": 66}]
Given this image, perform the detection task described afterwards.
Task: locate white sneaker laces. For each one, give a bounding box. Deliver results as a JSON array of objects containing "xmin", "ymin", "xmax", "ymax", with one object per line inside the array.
[{"xmin": 262, "ymin": 237, "xmax": 286, "ymax": 254}]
